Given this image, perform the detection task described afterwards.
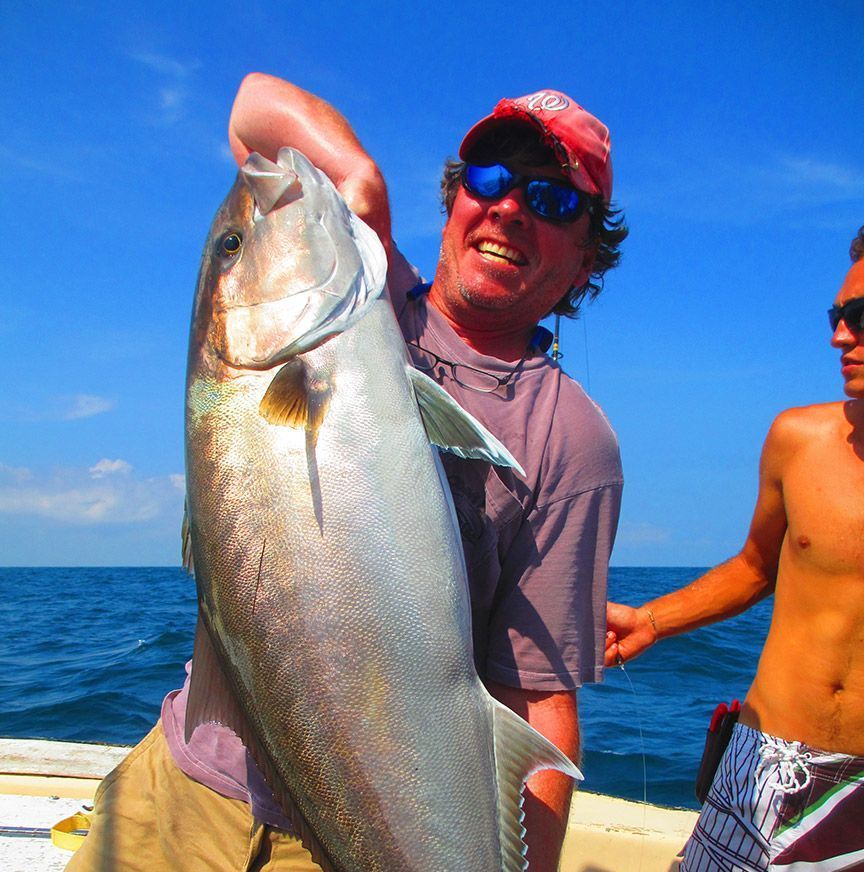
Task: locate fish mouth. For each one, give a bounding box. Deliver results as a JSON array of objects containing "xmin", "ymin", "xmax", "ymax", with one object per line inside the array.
[{"xmin": 474, "ymin": 239, "xmax": 528, "ymax": 266}]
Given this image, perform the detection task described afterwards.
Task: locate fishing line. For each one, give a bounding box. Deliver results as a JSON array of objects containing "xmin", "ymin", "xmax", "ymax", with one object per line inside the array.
[
  {"xmin": 582, "ymin": 312, "xmax": 591, "ymax": 394},
  {"xmin": 616, "ymin": 660, "xmax": 649, "ymax": 872}
]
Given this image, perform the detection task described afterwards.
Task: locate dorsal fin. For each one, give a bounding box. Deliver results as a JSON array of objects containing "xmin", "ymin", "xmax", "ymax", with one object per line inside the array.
[
  {"xmin": 490, "ymin": 698, "xmax": 583, "ymax": 871},
  {"xmin": 259, "ymin": 359, "xmax": 332, "ymax": 436},
  {"xmin": 408, "ymin": 367, "xmax": 525, "ymax": 474},
  {"xmin": 240, "ymin": 152, "xmax": 302, "ymax": 214}
]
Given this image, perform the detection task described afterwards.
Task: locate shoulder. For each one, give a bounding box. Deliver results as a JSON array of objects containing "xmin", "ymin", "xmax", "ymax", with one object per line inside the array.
[
  {"xmin": 767, "ymin": 402, "xmax": 846, "ymax": 447},
  {"xmin": 538, "ymin": 372, "xmax": 623, "ymax": 499},
  {"xmin": 762, "ymin": 402, "xmax": 846, "ymax": 471},
  {"xmin": 553, "ymin": 373, "xmax": 620, "ymax": 450}
]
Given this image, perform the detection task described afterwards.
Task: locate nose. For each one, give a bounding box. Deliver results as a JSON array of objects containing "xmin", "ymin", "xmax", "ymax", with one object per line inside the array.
[
  {"xmin": 830, "ymin": 318, "xmax": 859, "ymax": 349},
  {"xmin": 488, "ymin": 187, "xmax": 528, "ymax": 225}
]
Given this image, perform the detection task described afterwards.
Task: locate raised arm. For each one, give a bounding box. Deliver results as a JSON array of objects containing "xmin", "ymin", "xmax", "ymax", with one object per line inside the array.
[
  {"xmin": 606, "ymin": 413, "xmax": 794, "ymax": 666},
  {"xmin": 228, "ymin": 73, "xmax": 392, "ymax": 251}
]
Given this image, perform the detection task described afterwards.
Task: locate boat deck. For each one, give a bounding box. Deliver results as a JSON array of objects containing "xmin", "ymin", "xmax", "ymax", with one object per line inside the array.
[{"xmin": 0, "ymin": 738, "xmax": 695, "ymax": 871}]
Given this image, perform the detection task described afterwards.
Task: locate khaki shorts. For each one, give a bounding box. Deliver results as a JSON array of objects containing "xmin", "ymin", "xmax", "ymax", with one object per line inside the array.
[{"xmin": 65, "ymin": 721, "xmax": 323, "ymax": 872}]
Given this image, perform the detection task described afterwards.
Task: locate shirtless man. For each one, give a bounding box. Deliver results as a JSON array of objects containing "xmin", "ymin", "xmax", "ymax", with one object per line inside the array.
[{"xmin": 606, "ymin": 227, "xmax": 864, "ymax": 869}]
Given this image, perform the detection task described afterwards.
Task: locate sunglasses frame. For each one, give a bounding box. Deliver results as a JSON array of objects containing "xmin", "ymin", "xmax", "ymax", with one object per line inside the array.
[
  {"xmin": 405, "ymin": 339, "xmax": 527, "ymax": 393},
  {"xmin": 461, "ymin": 162, "xmax": 591, "ymax": 224},
  {"xmin": 828, "ymin": 296, "xmax": 864, "ymax": 333}
]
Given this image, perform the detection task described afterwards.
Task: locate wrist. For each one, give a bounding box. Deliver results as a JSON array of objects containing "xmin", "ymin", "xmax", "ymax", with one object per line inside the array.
[{"xmin": 643, "ymin": 606, "xmax": 659, "ymax": 641}]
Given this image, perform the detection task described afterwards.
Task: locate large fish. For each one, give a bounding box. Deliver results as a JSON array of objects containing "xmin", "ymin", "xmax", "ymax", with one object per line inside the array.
[{"xmin": 183, "ymin": 147, "xmax": 582, "ymax": 872}]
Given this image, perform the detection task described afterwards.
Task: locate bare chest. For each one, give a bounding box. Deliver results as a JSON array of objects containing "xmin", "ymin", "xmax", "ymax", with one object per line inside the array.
[{"xmin": 781, "ymin": 440, "xmax": 864, "ymax": 575}]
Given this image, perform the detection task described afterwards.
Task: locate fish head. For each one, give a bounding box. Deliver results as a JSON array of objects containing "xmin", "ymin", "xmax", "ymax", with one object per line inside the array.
[{"xmin": 190, "ymin": 147, "xmax": 386, "ymax": 373}]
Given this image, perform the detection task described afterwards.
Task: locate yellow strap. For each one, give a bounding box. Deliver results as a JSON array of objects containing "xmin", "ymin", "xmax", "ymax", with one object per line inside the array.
[{"xmin": 50, "ymin": 812, "xmax": 91, "ymax": 852}]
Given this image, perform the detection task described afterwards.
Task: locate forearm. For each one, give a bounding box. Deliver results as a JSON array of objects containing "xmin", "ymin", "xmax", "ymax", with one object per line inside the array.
[
  {"xmin": 229, "ymin": 74, "xmax": 372, "ymax": 175},
  {"xmin": 486, "ymin": 681, "xmax": 579, "ymax": 872},
  {"xmin": 228, "ymin": 73, "xmax": 391, "ymax": 247},
  {"xmin": 647, "ymin": 552, "xmax": 775, "ymax": 639}
]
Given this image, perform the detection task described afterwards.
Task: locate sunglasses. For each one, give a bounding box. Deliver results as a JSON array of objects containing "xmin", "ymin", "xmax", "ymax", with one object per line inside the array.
[
  {"xmin": 828, "ymin": 297, "xmax": 864, "ymax": 333},
  {"xmin": 406, "ymin": 339, "xmax": 528, "ymax": 393},
  {"xmin": 461, "ymin": 163, "xmax": 591, "ymax": 224}
]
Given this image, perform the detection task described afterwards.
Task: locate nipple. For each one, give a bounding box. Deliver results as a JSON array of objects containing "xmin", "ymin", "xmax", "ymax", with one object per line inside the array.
[{"xmin": 797, "ymin": 535, "xmax": 811, "ymax": 549}]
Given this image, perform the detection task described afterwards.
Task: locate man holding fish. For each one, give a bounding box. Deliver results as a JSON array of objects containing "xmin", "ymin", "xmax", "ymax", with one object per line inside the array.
[{"xmin": 69, "ymin": 76, "xmax": 626, "ymax": 872}]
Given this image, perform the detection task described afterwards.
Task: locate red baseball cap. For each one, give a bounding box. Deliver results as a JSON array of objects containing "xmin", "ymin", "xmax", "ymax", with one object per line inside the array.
[{"xmin": 459, "ymin": 89, "xmax": 613, "ymax": 203}]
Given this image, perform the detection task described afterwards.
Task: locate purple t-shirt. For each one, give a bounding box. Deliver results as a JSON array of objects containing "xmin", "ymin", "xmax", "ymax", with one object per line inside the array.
[{"xmin": 162, "ymin": 253, "xmax": 623, "ymax": 827}]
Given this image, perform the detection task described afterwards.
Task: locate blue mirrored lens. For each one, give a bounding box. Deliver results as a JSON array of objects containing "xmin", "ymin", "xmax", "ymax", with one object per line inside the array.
[
  {"xmin": 526, "ymin": 180, "xmax": 584, "ymax": 222},
  {"xmin": 463, "ymin": 164, "xmax": 515, "ymax": 198},
  {"xmin": 463, "ymin": 163, "xmax": 586, "ymax": 223}
]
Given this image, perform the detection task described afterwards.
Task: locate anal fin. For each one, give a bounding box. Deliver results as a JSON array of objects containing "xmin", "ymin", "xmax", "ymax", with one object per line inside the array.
[
  {"xmin": 185, "ymin": 612, "xmax": 250, "ymax": 744},
  {"xmin": 186, "ymin": 614, "xmax": 340, "ymax": 872},
  {"xmin": 491, "ymin": 698, "xmax": 583, "ymax": 872}
]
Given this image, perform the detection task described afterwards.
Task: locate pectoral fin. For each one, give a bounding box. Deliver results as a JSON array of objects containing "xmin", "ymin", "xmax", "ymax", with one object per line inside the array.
[
  {"xmin": 408, "ymin": 367, "xmax": 525, "ymax": 474},
  {"xmin": 259, "ymin": 359, "xmax": 332, "ymax": 435},
  {"xmin": 491, "ymin": 698, "xmax": 584, "ymax": 871}
]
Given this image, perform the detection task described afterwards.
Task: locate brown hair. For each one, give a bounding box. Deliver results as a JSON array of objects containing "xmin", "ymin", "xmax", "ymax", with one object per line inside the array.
[{"xmin": 851, "ymin": 226, "xmax": 864, "ymax": 262}]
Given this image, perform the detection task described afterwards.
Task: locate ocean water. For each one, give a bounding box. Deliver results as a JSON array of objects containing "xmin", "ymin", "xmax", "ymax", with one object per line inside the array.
[{"xmin": 0, "ymin": 566, "xmax": 770, "ymax": 810}]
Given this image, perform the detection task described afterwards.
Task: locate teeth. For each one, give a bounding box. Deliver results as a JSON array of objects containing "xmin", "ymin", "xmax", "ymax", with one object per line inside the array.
[{"xmin": 477, "ymin": 240, "xmax": 526, "ymax": 265}]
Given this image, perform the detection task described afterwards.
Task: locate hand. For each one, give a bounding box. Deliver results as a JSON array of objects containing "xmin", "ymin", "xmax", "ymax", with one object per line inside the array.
[
  {"xmin": 337, "ymin": 167, "xmax": 392, "ymax": 256},
  {"xmin": 228, "ymin": 74, "xmax": 393, "ymax": 254},
  {"xmin": 605, "ymin": 602, "xmax": 658, "ymax": 667}
]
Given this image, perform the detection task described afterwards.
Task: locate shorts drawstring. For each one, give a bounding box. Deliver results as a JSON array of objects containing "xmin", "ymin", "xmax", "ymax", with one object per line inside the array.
[{"xmin": 756, "ymin": 737, "xmax": 812, "ymax": 794}]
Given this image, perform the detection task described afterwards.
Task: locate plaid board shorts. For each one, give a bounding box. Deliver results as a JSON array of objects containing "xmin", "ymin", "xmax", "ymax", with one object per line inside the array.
[{"xmin": 681, "ymin": 722, "xmax": 864, "ymax": 871}]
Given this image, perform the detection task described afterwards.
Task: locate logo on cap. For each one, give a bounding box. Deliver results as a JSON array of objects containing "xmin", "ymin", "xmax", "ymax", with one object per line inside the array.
[{"xmin": 524, "ymin": 92, "xmax": 569, "ymax": 112}]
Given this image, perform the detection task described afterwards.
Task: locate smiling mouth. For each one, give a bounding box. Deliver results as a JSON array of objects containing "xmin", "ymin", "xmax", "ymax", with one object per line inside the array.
[{"xmin": 475, "ymin": 240, "xmax": 527, "ymax": 266}]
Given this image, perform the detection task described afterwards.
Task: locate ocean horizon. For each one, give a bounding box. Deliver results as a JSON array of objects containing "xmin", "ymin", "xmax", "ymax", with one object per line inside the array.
[{"xmin": 0, "ymin": 566, "xmax": 770, "ymax": 810}]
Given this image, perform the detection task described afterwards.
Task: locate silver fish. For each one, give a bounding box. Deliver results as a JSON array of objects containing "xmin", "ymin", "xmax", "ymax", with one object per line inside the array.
[{"xmin": 183, "ymin": 147, "xmax": 582, "ymax": 872}]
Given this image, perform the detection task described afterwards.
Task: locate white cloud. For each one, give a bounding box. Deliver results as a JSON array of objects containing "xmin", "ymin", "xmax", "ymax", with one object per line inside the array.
[
  {"xmin": 128, "ymin": 51, "xmax": 199, "ymax": 79},
  {"xmin": 89, "ymin": 458, "xmax": 132, "ymax": 478},
  {"xmin": 160, "ymin": 87, "xmax": 184, "ymax": 111},
  {"xmin": 617, "ymin": 521, "xmax": 671, "ymax": 546},
  {"xmin": 764, "ymin": 156, "xmax": 864, "ymax": 208},
  {"xmin": 2, "ymin": 393, "xmax": 116, "ymax": 424},
  {"xmin": 62, "ymin": 394, "xmax": 115, "ymax": 420},
  {"xmin": 0, "ymin": 144, "xmax": 81, "ymax": 182},
  {"xmin": 0, "ymin": 461, "xmax": 184, "ymax": 525},
  {"xmin": 0, "ymin": 463, "xmax": 33, "ymax": 484},
  {"xmin": 631, "ymin": 148, "xmax": 864, "ymax": 222},
  {"xmin": 127, "ymin": 51, "xmax": 200, "ymax": 126}
]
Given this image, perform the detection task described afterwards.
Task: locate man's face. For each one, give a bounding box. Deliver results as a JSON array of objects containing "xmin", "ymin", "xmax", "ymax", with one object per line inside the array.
[
  {"xmin": 831, "ymin": 258, "xmax": 864, "ymax": 399},
  {"xmin": 430, "ymin": 158, "xmax": 595, "ymax": 335}
]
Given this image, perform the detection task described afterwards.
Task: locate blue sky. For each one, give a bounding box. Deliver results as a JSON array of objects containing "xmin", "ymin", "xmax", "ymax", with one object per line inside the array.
[{"xmin": 1, "ymin": 2, "xmax": 861, "ymax": 566}]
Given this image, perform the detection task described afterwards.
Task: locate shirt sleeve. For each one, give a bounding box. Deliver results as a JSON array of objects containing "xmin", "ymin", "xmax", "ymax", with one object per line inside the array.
[
  {"xmin": 386, "ymin": 242, "xmax": 423, "ymax": 305},
  {"xmin": 483, "ymin": 481, "xmax": 622, "ymax": 691}
]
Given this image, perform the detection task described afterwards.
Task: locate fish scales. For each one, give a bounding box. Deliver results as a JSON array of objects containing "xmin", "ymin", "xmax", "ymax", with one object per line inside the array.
[{"xmin": 184, "ymin": 148, "xmax": 580, "ymax": 871}]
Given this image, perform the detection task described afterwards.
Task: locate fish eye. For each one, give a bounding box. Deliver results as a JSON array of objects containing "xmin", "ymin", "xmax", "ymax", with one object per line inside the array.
[{"xmin": 218, "ymin": 232, "xmax": 242, "ymax": 257}]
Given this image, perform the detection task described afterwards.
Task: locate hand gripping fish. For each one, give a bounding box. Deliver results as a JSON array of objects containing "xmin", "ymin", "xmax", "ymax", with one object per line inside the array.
[{"xmin": 182, "ymin": 147, "xmax": 582, "ymax": 872}]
